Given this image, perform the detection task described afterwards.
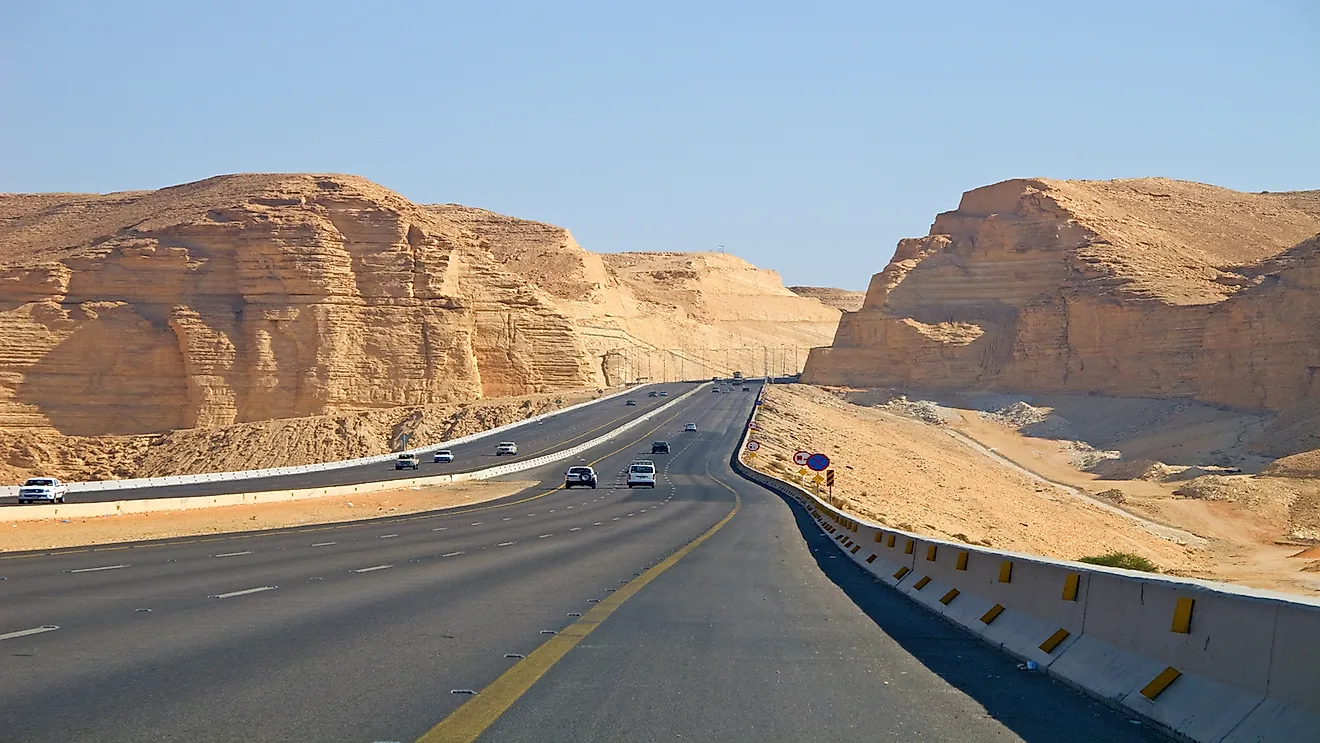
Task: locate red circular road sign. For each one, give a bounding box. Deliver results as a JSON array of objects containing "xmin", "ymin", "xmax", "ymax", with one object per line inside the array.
[
  {"xmin": 748, "ymin": 421, "xmax": 762, "ymax": 431},
  {"xmin": 792, "ymin": 450, "xmax": 811, "ymax": 466},
  {"xmin": 806, "ymin": 452, "xmax": 830, "ymax": 472},
  {"xmin": 746, "ymin": 440, "xmax": 761, "ymax": 451}
]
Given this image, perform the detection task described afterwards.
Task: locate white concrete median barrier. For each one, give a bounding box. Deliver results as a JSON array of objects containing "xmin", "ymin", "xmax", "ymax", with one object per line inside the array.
[
  {"xmin": 4, "ymin": 384, "xmax": 707, "ymax": 523},
  {"xmin": 729, "ymin": 399, "xmax": 1320, "ymax": 743}
]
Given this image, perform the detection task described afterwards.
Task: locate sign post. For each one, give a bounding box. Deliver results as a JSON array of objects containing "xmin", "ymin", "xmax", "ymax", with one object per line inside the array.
[{"xmin": 826, "ymin": 469, "xmax": 835, "ymax": 497}]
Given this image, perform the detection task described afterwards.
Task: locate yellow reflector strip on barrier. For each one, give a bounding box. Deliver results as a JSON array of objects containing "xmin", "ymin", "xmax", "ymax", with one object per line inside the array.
[
  {"xmin": 1039, "ymin": 628, "xmax": 1071, "ymax": 654},
  {"xmin": 926, "ymin": 545, "xmax": 937, "ymax": 561},
  {"xmin": 850, "ymin": 545, "xmax": 861, "ymax": 554},
  {"xmin": 887, "ymin": 534, "xmax": 896, "ymax": 548},
  {"xmin": 875, "ymin": 531, "xmax": 883, "ymax": 542},
  {"xmin": 998, "ymin": 561, "xmax": 1013, "ymax": 583},
  {"xmin": 956, "ymin": 552, "xmax": 968, "ymax": 571},
  {"xmin": 1062, "ymin": 573, "xmax": 1080, "ymax": 602},
  {"xmin": 1172, "ymin": 597, "xmax": 1194, "ymax": 634},
  {"xmin": 939, "ymin": 588, "xmax": 960, "ymax": 605},
  {"xmin": 1140, "ymin": 667, "xmax": 1183, "ymax": 701},
  {"xmin": 866, "ymin": 554, "xmax": 877, "ymax": 563},
  {"xmin": 980, "ymin": 604, "xmax": 1005, "ymax": 624},
  {"xmin": 893, "ymin": 566, "xmax": 910, "ymax": 580},
  {"xmin": 904, "ymin": 540, "xmax": 915, "ymax": 555},
  {"xmin": 913, "ymin": 576, "xmax": 931, "ymax": 590}
]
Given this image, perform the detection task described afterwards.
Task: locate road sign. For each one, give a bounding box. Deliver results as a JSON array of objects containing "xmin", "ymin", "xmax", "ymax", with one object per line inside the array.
[
  {"xmin": 812, "ymin": 473, "xmax": 825, "ymax": 484},
  {"xmin": 748, "ymin": 421, "xmax": 762, "ymax": 431},
  {"xmin": 806, "ymin": 453, "xmax": 830, "ymax": 472},
  {"xmin": 746, "ymin": 450, "xmax": 757, "ymax": 458},
  {"xmin": 792, "ymin": 450, "xmax": 811, "ymax": 466},
  {"xmin": 797, "ymin": 467, "xmax": 808, "ymax": 476},
  {"xmin": 826, "ymin": 469, "xmax": 835, "ymax": 487},
  {"xmin": 746, "ymin": 440, "xmax": 760, "ymax": 452}
]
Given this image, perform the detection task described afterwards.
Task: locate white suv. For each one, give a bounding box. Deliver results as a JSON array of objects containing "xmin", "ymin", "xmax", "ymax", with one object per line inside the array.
[
  {"xmin": 627, "ymin": 461, "xmax": 657, "ymax": 488},
  {"xmin": 495, "ymin": 441, "xmax": 518, "ymax": 456},
  {"xmin": 18, "ymin": 477, "xmax": 68, "ymax": 504}
]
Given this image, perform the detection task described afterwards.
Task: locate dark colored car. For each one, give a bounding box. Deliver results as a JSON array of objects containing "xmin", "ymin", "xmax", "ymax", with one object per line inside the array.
[
  {"xmin": 565, "ymin": 466, "xmax": 598, "ymax": 489},
  {"xmin": 651, "ymin": 441, "xmax": 670, "ymax": 454},
  {"xmin": 626, "ymin": 400, "xmax": 637, "ymax": 406}
]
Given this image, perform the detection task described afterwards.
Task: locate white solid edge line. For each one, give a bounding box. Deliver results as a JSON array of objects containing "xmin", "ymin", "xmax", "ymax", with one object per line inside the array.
[
  {"xmin": 352, "ymin": 565, "xmax": 393, "ymax": 573},
  {"xmin": 67, "ymin": 564, "xmax": 129, "ymax": 573},
  {"xmin": 209, "ymin": 586, "xmax": 277, "ymax": 599},
  {"xmin": 0, "ymin": 625, "xmax": 60, "ymax": 641}
]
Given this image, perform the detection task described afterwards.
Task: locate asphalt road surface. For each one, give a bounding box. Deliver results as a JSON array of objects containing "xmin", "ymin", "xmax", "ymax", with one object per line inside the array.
[
  {"xmin": 0, "ymin": 382, "xmax": 696, "ymax": 505},
  {"xmin": 0, "ymin": 383, "xmax": 1170, "ymax": 742}
]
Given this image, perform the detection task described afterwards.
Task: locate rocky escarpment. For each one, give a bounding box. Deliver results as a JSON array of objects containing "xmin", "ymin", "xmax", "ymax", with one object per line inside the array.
[
  {"xmin": 427, "ymin": 206, "xmax": 844, "ymax": 383},
  {"xmin": 804, "ymin": 178, "xmax": 1320, "ymax": 420},
  {"xmin": 0, "ymin": 175, "xmax": 845, "ymax": 445},
  {"xmin": 0, "ymin": 175, "xmax": 598, "ymax": 435}
]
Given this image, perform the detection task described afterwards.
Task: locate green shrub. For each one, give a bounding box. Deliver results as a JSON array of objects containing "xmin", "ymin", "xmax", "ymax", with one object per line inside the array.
[{"xmin": 1077, "ymin": 552, "xmax": 1158, "ymax": 572}]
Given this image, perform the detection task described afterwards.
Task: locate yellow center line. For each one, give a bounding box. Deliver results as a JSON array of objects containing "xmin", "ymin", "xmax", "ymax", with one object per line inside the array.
[{"xmin": 415, "ymin": 454, "xmax": 744, "ymax": 743}]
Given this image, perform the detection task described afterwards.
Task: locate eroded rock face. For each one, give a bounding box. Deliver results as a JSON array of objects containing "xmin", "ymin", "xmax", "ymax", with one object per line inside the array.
[
  {"xmin": 0, "ymin": 174, "xmax": 596, "ymax": 435},
  {"xmin": 804, "ymin": 178, "xmax": 1320, "ymax": 413}
]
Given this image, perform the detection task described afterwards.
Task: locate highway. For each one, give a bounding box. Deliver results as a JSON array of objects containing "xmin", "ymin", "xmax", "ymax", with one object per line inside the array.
[
  {"xmin": 0, "ymin": 383, "xmax": 1170, "ymax": 742},
  {"xmin": 0, "ymin": 382, "xmax": 696, "ymax": 505}
]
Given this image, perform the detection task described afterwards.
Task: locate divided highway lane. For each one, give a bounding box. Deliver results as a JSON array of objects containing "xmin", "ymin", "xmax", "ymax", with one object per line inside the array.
[
  {"xmin": 0, "ymin": 382, "xmax": 695, "ymax": 505},
  {"xmin": 0, "ymin": 383, "xmax": 747, "ymax": 743}
]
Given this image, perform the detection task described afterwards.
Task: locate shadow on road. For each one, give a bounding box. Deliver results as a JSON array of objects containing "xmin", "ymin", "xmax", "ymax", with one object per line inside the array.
[{"xmin": 774, "ymin": 490, "xmax": 1171, "ymax": 743}]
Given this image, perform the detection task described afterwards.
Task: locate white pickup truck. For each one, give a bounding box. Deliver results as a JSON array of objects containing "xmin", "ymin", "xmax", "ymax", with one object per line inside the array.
[{"xmin": 18, "ymin": 477, "xmax": 68, "ymax": 504}]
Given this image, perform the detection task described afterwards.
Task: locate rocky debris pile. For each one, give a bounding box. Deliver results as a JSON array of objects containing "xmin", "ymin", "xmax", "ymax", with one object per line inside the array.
[
  {"xmin": 980, "ymin": 401, "xmax": 1051, "ymax": 428},
  {"xmin": 879, "ymin": 395, "xmax": 951, "ymax": 425},
  {"xmin": 1064, "ymin": 440, "xmax": 1122, "ymax": 470},
  {"xmin": 1089, "ymin": 458, "xmax": 1179, "ymax": 481}
]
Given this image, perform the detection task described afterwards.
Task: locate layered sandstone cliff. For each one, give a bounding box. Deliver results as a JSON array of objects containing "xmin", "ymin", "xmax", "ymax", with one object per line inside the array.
[
  {"xmin": 427, "ymin": 205, "xmax": 843, "ymax": 383},
  {"xmin": 0, "ymin": 174, "xmax": 841, "ymax": 448},
  {"xmin": 804, "ymin": 178, "xmax": 1320, "ymax": 419}
]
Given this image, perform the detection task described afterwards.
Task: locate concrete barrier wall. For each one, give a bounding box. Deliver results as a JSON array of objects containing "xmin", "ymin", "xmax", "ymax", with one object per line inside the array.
[
  {"xmin": 730, "ymin": 392, "xmax": 1320, "ymax": 743},
  {"xmin": 0, "ymin": 382, "xmax": 652, "ymax": 497},
  {"xmin": 5, "ymin": 384, "xmax": 707, "ymax": 523}
]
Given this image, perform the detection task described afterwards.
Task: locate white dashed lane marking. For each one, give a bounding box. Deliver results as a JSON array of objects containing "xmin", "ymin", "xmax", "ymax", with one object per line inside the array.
[
  {"xmin": 212, "ymin": 551, "xmax": 253, "ymax": 558},
  {"xmin": 0, "ymin": 625, "xmax": 59, "ymax": 641},
  {"xmin": 209, "ymin": 586, "xmax": 276, "ymax": 599},
  {"xmin": 497, "ymin": 542, "xmax": 515, "ymax": 547},
  {"xmin": 379, "ymin": 534, "xmax": 399, "ymax": 539},
  {"xmin": 538, "ymin": 534, "xmax": 553, "ymax": 539},
  {"xmin": 67, "ymin": 564, "xmax": 128, "ymax": 574},
  {"xmin": 352, "ymin": 565, "xmax": 393, "ymax": 574},
  {"xmin": 311, "ymin": 542, "xmax": 337, "ymax": 547},
  {"xmin": 442, "ymin": 551, "xmax": 464, "ymax": 558}
]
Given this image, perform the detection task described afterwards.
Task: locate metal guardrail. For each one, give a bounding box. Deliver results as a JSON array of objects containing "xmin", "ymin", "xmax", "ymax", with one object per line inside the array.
[{"xmin": 0, "ymin": 383, "xmax": 655, "ymax": 497}]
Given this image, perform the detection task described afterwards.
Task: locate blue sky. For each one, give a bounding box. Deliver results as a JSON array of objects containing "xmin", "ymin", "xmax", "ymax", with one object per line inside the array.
[{"xmin": 2, "ymin": 1, "xmax": 1317, "ymax": 289}]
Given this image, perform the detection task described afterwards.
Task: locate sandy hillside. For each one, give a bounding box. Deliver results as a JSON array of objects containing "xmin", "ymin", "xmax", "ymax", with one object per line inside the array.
[
  {"xmin": 830, "ymin": 387, "xmax": 1320, "ymax": 595},
  {"xmin": 747, "ymin": 384, "xmax": 1198, "ymax": 573}
]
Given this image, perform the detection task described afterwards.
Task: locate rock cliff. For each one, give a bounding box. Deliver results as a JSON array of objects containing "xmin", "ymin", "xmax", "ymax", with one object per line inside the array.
[
  {"xmin": 0, "ymin": 174, "xmax": 842, "ymax": 443},
  {"xmin": 427, "ymin": 205, "xmax": 843, "ymax": 384},
  {"xmin": 804, "ymin": 178, "xmax": 1320, "ymax": 417}
]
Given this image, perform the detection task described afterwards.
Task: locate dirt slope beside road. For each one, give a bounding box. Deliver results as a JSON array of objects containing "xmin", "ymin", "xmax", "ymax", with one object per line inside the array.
[{"xmin": 746, "ymin": 384, "xmax": 1196, "ymax": 572}]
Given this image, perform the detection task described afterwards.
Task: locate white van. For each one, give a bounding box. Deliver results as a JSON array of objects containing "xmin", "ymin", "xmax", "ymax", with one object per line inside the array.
[{"xmin": 627, "ymin": 462, "xmax": 657, "ymax": 488}]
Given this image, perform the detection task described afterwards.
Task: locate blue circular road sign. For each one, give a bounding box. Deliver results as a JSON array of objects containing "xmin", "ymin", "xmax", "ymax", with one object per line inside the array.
[{"xmin": 806, "ymin": 453, "xmax": 830, "ymax": 472}]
